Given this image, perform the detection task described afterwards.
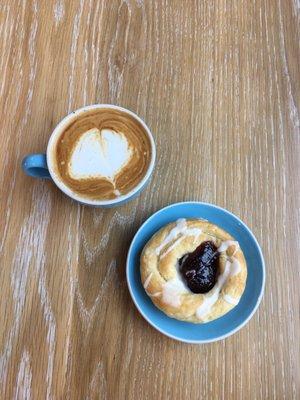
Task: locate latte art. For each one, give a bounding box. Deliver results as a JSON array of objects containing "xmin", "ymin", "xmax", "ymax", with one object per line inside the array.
[
  {"xmin": 69, "ymin": 128, "xmax": 133, "ymax": 182},
  {"xmin": 52, "ymin": 108, "xmax": 152, "ymax": 200}
]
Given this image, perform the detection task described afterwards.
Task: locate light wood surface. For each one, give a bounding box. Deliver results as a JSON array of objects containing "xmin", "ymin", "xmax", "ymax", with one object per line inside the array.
[{"xmin": 1, "ymin": 1, "xmax": 299, "ymax": 399}]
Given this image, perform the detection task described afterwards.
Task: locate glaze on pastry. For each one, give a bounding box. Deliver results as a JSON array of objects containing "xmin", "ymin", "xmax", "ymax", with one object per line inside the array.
[{"xmin": 140, "ymin": 218, "xmax": 247, "ymax": 323}]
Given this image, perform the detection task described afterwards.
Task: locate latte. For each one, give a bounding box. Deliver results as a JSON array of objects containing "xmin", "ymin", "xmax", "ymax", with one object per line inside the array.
[{"xmin": 51, "ymin": 107, "xmax": 152, "ymax": 200}]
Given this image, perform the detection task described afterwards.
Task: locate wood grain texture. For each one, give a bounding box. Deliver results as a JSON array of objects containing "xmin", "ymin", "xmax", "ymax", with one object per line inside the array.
[{"xmin": 0, "ymin": 0, "xmax": 299, "ymax": 399}]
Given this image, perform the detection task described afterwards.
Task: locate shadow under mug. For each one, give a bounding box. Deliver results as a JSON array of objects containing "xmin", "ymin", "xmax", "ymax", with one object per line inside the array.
[{"xmin": 22, "ymin": 104, "xmax": 156, "ymax": 207}]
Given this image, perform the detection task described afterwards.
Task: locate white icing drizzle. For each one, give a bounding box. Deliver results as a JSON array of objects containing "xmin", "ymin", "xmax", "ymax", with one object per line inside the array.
[
  {"xmin": 155, "ymin": 219, "xmax": 186, "ymax": 255},
  {"xmin": 151, "ymin": 292, "xmax": 161, "ymax": 297},
  {"xmin": 143, "ymin": 273, "xmax": 153, "ymax": 289},
  {"xmin": 218, "ymin": 240, "xmax": 239, "ymax": 254},
  {"xmin": 196, "ymin": 256, "xmax": 242, "ymax": 320},
  {"xmin": 223, "ymin": 294, "xmax": 239, "ymax": 306},
  {"xmin": 231, "ymin": 257, "xmax": 241, "ymax": 276},
  {"xmin": 156, "ymin": 219, "xmax": 202, "ymax": 257},
  {"xmin": 160, "ymin": 228, "xmax": 202, "ymax": 258},
  {"xmin": 196, "ymin": 261, "xmax": 231, "ymax": 319},
  {"xmin": 160, "ymin": 237, "xmax": 185, "ymax": 257},
  {"xmin": 162, "ymin": 277, "xmax": 189, "ymax": 308}
]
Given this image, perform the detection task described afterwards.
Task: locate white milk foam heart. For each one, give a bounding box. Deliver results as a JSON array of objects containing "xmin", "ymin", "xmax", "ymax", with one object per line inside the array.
[{"xmin": 69, "ymin": 128, "xmax": 133, "ymax": 182}]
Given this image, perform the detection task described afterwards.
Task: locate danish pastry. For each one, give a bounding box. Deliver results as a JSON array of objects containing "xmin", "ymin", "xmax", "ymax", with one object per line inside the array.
[{"xmin": 140, "ymin": 218, "xmax": 247, "ymax": 323}]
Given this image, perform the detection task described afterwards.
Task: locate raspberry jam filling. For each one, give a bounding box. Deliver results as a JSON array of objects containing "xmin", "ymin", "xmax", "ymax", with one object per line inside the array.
[{"xmin": 179, "ymin": 241, "xmax": 220, "ymax": 293}]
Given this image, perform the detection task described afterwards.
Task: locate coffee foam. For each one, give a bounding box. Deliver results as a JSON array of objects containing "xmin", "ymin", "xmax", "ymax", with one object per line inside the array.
[
  {"xmin": 53, "ymin": 108, "xmax": 152, "ymax": 200},
  {"xmin": 69, "ymin": 128, "xmax": 133, "ymax": 181}
]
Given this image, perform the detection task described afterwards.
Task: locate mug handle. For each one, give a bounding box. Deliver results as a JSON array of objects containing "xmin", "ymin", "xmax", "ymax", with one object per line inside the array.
[{"xmin": 22, "ymin": 153, "xmax": 52, "ymax": 179}]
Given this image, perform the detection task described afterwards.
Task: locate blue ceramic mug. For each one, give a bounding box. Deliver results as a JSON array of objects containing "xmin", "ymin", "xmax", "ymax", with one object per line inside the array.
[{"xmin": 22, "ymin": 105, "xmax": 156, "ymax": 207}]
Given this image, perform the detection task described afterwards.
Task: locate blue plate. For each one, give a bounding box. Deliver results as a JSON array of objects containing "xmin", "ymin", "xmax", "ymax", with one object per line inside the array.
[{"xmin": 126, "ymin": 202, "xmax": 265, "ymax": 343}]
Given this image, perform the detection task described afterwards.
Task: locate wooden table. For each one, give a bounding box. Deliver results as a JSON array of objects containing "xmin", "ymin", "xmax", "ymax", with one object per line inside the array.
[{"xmin": 1, "ymin": 1, "xmax": 299, "ymax": 399}]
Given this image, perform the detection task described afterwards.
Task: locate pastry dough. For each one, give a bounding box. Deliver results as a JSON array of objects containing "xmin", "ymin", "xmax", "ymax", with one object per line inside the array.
[{"xmin": 140, "ymin": 218, "xmax": 247, "ymax": 323}]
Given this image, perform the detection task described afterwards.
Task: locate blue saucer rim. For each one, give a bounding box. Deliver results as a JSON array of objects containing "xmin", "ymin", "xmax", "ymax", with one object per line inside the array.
[{"xmin": 126, "ymin": 201, "xmax": 266, "ymax": 344}]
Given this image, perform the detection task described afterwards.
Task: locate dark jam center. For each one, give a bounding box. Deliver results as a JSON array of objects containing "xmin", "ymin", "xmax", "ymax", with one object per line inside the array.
[{"xmin": 179, "ymin": 241, "xmax": 219, "ymax": 294}]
